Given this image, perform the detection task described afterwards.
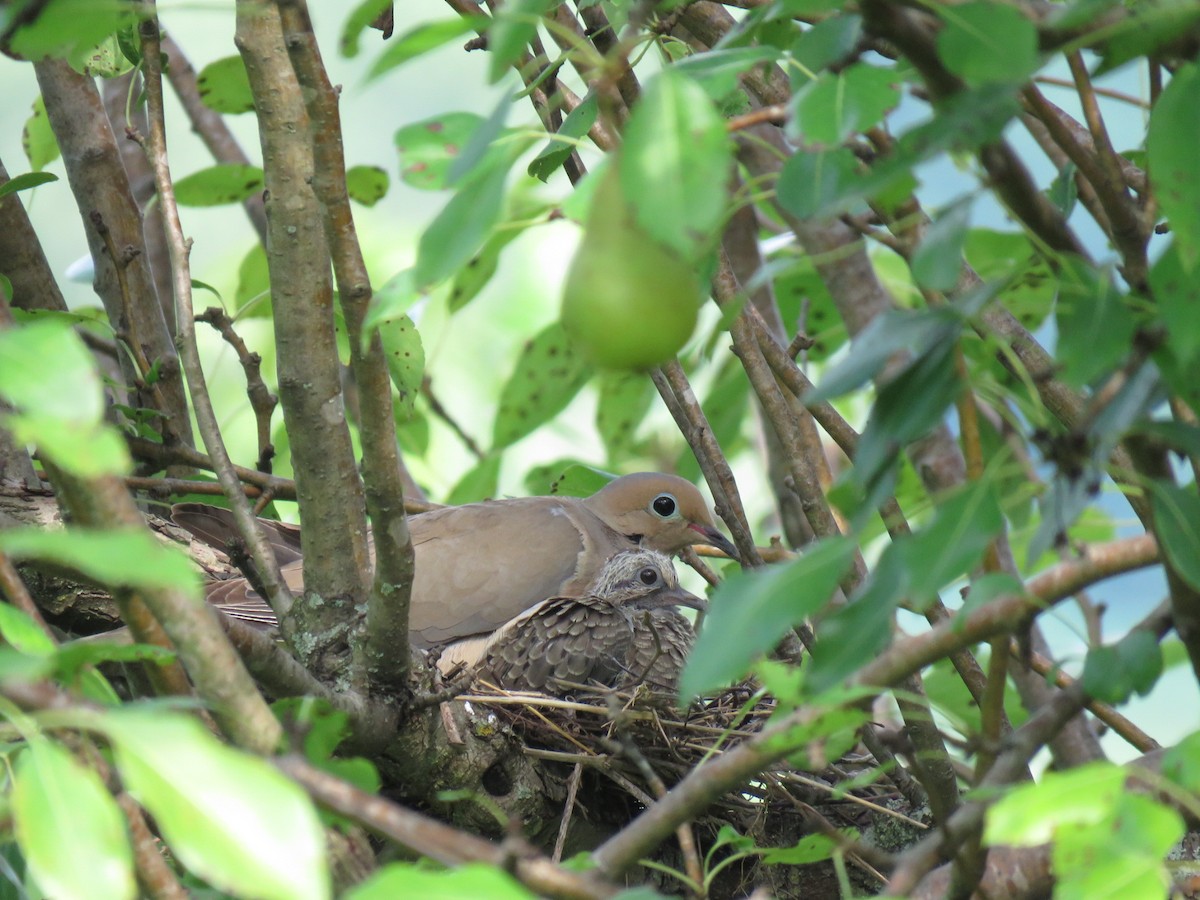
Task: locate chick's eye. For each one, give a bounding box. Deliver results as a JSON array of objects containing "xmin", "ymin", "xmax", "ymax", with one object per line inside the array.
[
  {"xmin": 639, "ymin": 567, "xmax": 659, "ymax": 586},
  {"xmin": 652, "ymin": 493, "xmax": 677, "ymax": 518}
]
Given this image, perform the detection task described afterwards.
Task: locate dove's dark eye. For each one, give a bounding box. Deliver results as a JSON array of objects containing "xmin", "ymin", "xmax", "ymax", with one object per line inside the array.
[
  {"xmin": 652, "ymin": 493, "xmax": 677, "ymax": 518},
  {"xmin": 639, "ymin": 567, "xmax": 660, "ymax": 586}
]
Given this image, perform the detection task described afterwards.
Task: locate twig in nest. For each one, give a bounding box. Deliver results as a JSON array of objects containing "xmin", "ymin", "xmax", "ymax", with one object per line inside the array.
[
  {"xmin": 605, "ymin": 734, "xmax": 703, "ymax": 889},
  {"xmin": 553, "ymin": 762, "xmax": 584, "ymax": 864}
]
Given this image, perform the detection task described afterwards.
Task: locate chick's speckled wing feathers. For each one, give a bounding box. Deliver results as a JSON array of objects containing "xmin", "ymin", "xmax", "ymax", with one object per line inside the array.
[
  {"xmin": 625, "ymin": 608, "xmax": 695, "ymax": 693},
  {"xmin": 483, "ymin": 596, "xmax": 635, "ymax": 692},
  {"xmin": 481, "ymin": 549, "xmax": 699, "ymax": 693}
]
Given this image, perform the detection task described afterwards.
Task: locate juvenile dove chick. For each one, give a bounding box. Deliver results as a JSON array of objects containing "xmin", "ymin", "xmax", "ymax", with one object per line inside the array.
[
  {"xmin": 175, "ymin": 472, "xmax": 735, "ymax": 647},
  {"xmin": 480, "ymin": 549, "xmax": 702, "ymax": 695}
]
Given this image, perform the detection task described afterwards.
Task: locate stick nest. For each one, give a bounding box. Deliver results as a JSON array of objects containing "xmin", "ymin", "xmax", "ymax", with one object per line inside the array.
[{"xmin": 457, "ymin": 679, "xmax": 923, "ymax": 864}]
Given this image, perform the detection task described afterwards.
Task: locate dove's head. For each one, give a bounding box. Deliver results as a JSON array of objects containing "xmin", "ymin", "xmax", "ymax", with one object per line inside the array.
[{"xmin": 584, "ymin": 473, "xmax": 739, "ymax": 561}]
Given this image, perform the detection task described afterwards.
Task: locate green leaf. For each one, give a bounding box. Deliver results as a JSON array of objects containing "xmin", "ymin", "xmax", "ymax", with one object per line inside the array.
[
  {"xmin": 1047, "ymin": 161, "xmax": 1079, "ymax": 218},
  {"xmin": 23, "ymin": 94, "xmax": 59, "ymax": 171},
  {"xmin": 491, "ymin": 322, "xmax": 592, "ymax": 449},
  {"xmin": 446, "ymin": 454, "xmax": 501, "ymax": 505},
  {"xmin": 234, "ymin": 242, "xmax": 272, "ymax": 317},
  {"xmin": 1148, "ymin": 62, "xmax": 1200, "ymax": 269},
  {"xmin": 5, "ymin": 413, "xmax": 131, "ymax": 477},
  {"xmin": 396, "ymin": 408, "xmax": 430, "ymax": 456},
  {"xmin": 7, "ymin": 0, "xmax": 135, "ymax": 64},
  {"xmin": 528, "ymin": 92, "xmax": 598, "ymax": 182},
  {"xmin": 1149, "ymin": 481, "xmax": 1200, "ymax": 591},
  {"xmin": 984, "ymin": 762, "xmax": 1126, "ymax": 846},
  {"xmin": 0, "ymin": 604, "xmax": 55, "ymax": 657},
  {"xmin": 1052, "ymin": 793, "xmax": 1181, "ymax": 899},
  {"xmin": 340, "ymin": 0, "xmax": 392, "ymax": 57},
  {"xmin": 0, "ymin": 527, "xmax": 198, "ymax": 594},
  {"xmin": 346, "ymin": 863, "xmax": 535, "ymax": 900},
  {"xmin": 414, "ymin": 156, "xmax": 511, "ymax": 289},
  {"xmin": 789, "ymin": 63, "xmax": 899, "ymax": 146},
  {"xmin": 173, "ymin": 164, "xmax": 265, "ymax": 207},
  {"xmin": 74, "ymin": 26, "xmax": 134, "ymax": 77},
  {"xmin": 486, "ymin": 0, "xmax": 557, "ymax": 83},
  {"xmin": 680, "ymin": 537, "xmax": 857, "ymax": 700},
  {"xmin": 762, "ymin": 834, "xmax": 838, "ymax": 865},
  {"xmin": 55, "ymin": 640, "xmax": 176, "ymax": 681},
  {"xmin": 1093, "ymin": 1, "xmax": 1200, "ymax": 74},
  {"xmin": 447, "ymin": 227, "xmax": 523, "ymax": 313},
  {"xmin": 0, "ymin": 171, "xmax": 57, "ymax": 199},
  {"xmin": 791, "ymin": 15, "xmax": 862, "ymax": 73},
  {"xmin": 1150, "ymin": 239, "xmax": 1200, "ymax": 367},
  {"xmin": 806, "ymin": 308, "xmax": 956, "ymax": 402},
  {"xmin": 375, "ymin": 313, "xmax": 425, "ymax": 420},
  {"xmin": 394, "ymin": 112, "xmax": 485, "ymax": 190},
  {"xmin": 271, "ymin": 699, "xmax": 379, "ymax": 794},
  {"xmin": 1081, "ymin": 629, "xmax": 1163, "ymax": 704},
  {"xmin": 13, "ymin": 738, "xmax": 135, "ymax": 900},
  {"xmin": 910, "ymin": 197, "xmax": 972, "ymax": 292},
  {"xmin": 963, "ymin": 229, "xmax": 1055, "ymax": 332},
  {"xmin": 104, "ymin": 710, "xmax": 330, "ymax": 900},
  {"xmin": 1054, "ymin": 258, "xmax": 1136, "ymax": 387},
  {"xmin": 0, "ymin": 318, "xmax": 105, "ymax": 422},
  {"xmin": 775, "ymin": 146, "xmax": 860, "ymax": 220},
  {"xmin": 958, "ymin": 571, "xmax": 1025, "ymax": 621},
  {"xmin": 620, "ymin": 69, "xmax": 733, "ymax": 260},
  {"xmin": 196, "ymin": 55, "xmax": 255, "ymax": 114},
  {"xmin": 769, "ymin": 259, "xmax": 846, "ymax": 360},
  {"xmin": 671, "ymin": 47, "xmax": 782, "ymax": 101},
  {"xmin": 596, "ymin": 372, "xmax": 656, "ymax": 458},
  {"xmin": 854, "ymin": 339, "xmax": 961, "ymax": 489},
  {"xmin": 365, "ymin": 16, "xmax": 483, "ymax": 77},
  {"xmin": 364, "ymin": 269, "xmax": 420, "ymax": 330},
  {"xmin": 806, "ymin": 569, "xmax": 897, "ymax": 694},
  {"xmin": 1161, "ymin": 731, "xmax": 1200, "ymax": 791},
  {"xmin": 523, "ymin": 461, "xmax": 613, "ymax": 497},
  {"xmin": 346, "ymin": 165, "xmax": 389, "ymax": 207},
  {"xmin": 893, "ymin": 478, "xmax": 1003, "ymax": 606},
  {"xmin": 448, "ymin": 91, "xmax": 513, "ymax": 185},
  {"xmin": 936, "ymin": 1, "xmax": 1040, "ymax": 86}
]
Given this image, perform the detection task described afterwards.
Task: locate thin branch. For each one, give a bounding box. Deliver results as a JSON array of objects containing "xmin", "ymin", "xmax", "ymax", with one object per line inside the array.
[
  {"xmin": 651, "ymin": 364, "xmax": 761, "ymax": 567},
  {"xmin": 277, "ymin": 754, "xmax": 620, "ymax": 900},
  {"xmin": 422, "ymin": 377, "xmax": 485, "ymax": 460},
  {"xmin": 31, "ymin": 59, "xmax": 192, "ymax": 448},
  {"xmin": 235, "ymin": 0, "xmax": 373, "ymax": 665},
  {"xmin": 195, "ymin": 306, "xmax": 278, "ymax": 471},
  {"xmin": 136, "ymin": 13, "xmax": 296, "ymax": 627},
  {"xmin": 1020, "ymin": 636, "xmax": 1161, "ymax": 755},
  {"xmin": 276, "ymin": 0, "xmax": 415, "ymax": 688}
]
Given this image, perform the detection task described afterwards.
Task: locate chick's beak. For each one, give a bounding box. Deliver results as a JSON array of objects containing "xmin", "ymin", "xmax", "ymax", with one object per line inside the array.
[{"xmin": 641, "ymin": 585, "xmax": 708, "ymax": 612}]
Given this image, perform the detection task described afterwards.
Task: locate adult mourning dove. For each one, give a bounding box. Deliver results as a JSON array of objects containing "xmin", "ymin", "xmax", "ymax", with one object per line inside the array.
[
  {"xmin": 479, "ymin": 549, "xmax": 701, "ymax": 694},
  {"xmin": 173, "ymin": 472, "xmax": 735, "ymax": 647}
]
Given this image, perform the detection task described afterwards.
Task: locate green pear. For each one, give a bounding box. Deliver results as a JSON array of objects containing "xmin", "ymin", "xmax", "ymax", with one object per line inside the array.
[{"xmin": 561, "ymin": 163, "xmax": 703, "ymax": 370}]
